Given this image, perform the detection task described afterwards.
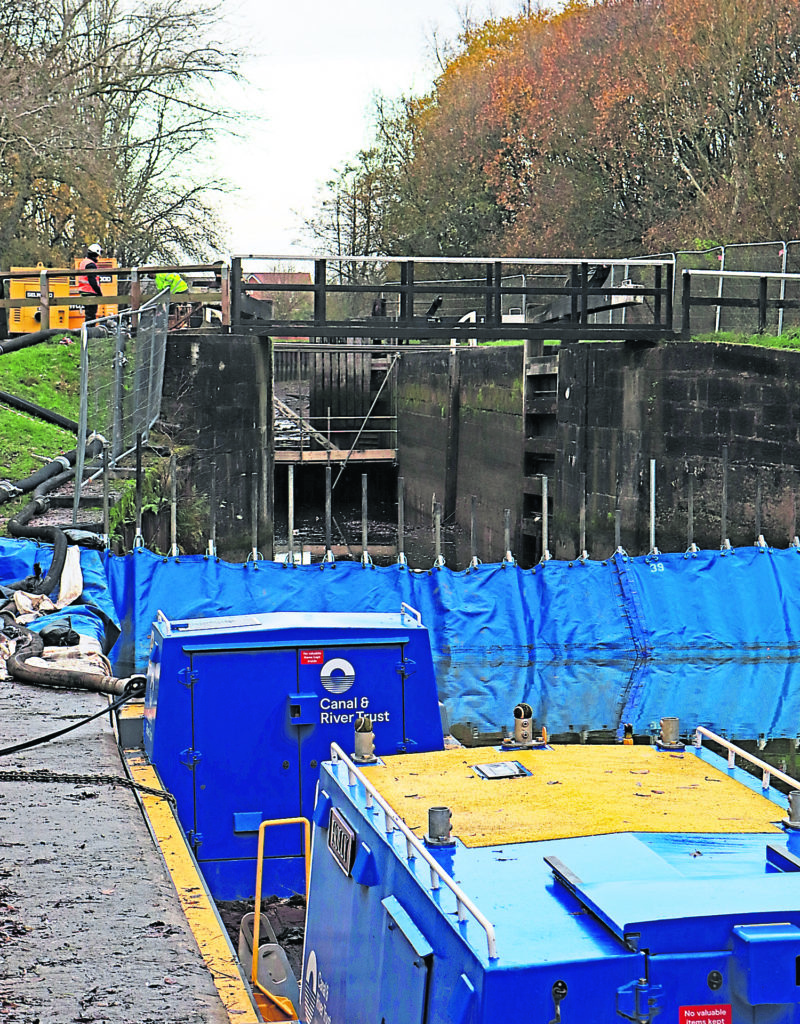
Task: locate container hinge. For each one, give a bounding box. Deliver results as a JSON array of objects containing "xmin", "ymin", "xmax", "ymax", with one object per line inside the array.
[
  {"xmin": 187, "ymin": 829, "xmax": 204, "ymax": 850},
  {"xmin": 396, "ymin": 658, "xmax": 416, "ymax": 680},
  {"xmin": 178, "ymin": 668, "xmax": 198, "ymax": 689},
  {"xmin": 179, "ymin": 747, "xmax": 202, "ymax": 768},
  {"xmin": 616, "ymin": 977, "xmax": 662, "ymax": 1023}
]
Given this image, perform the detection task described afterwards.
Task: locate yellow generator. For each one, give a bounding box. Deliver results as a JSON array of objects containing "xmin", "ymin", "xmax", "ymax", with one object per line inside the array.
[
  {"xmin": 8, "ymin": 265, "xmax": 71, "ymax": 334},
  {"xmin": 70, "ymin": 257, "xmax": 118, "ymax": 328}
]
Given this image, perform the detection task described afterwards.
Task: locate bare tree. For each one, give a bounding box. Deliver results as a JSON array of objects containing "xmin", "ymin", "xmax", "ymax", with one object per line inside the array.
[{"xmin": 0, "ymin": 0, "xmax": 242, "ymax": 267}]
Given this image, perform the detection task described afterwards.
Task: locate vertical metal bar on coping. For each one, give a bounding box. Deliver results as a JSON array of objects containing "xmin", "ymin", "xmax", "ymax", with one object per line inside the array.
[
  {"xmin": 715, "ymin": 248, "xmax": 725, "ymax": 333},
  {"xmin": 758, "ymin": 276, "xmax": 768, "ymax": 334},
  {"xmin": 102, "ymin": 442, "xmax": 110, "ymax": 542},
  {"xmin": 434, "ymin": 502, "xmax": 443, "ymax": 565},
  {"xmin": 681, "ymin": 270, "xmax": 692, "ymax": 340},
  {"xmin": 649, "ymin": 459, "xmax": 657, "ymax": 552},
  {"xmin": 579, "ymin": 472, "xmax": 586, "ymax": 556},
  {"xmin": 615, "ymin": 508, "xmax": 622, "ymax": 550},
  {"xmin": 327, "ymin": 405, "xmax": 331, "ymax": 447},
  {"xmin": 72, "ymin": 324, "xmax": 91, "ymax": 525},
  {"xmin": 485, "ymin": 264, "xmax": 494, "ymax": 323},
  {"xmin": 688, "ymin": 475, "xmax": 694, "ymax": 547},
  {"xmin": 779, "ymin": 241, "xmax": 788, "ymax": 337},
  {"xmin": 169, "ymin": 452, "xmax": 178, "ymax": 556},
  {"xmin": 756, "ymin": 472, "xmax": 762, "ymax": 541},
  {"xmin": 541, "ymin": 475, "xmax": 549, "ymax": 556},
  {"xmin": 654, "ymin": 263, "xmax": 662, "ymax": 325},
  {"xmin": 135, "ymin": 432, "xmax": 143, "ymax": 543},
  {"xmin": 727, "ymin": 747, "xmax": 735, "ymax": 769},
  {"xmin": 504, "ymin": 508, "xmax": 512, "ymax": 562},
  {"xmin": 251, "ymin": 471, "xmax": 259, "ymax": 560},
  {"xmin": 580, "ymin": 262, "xmax": 589, "ymax": 323},
  {"xmin": 288, "ymin": 464, "xmax": 295, "ymax": 564},
  {"xmin": 397, "ymin": 476, "xmax": 406, "ymax": 564},
  {"xmin": 208, "ymin": 459, "xmax": 217, "ymax": 557},
  {"xmin": 470, "ymin": 495, "xmax": 478, "ymax": 565},
  {"xmin": 793, "ymin": 492, "xmax": 798, "ymax": 544},
  {"xmin": 325, "ymin": 463, "xmax": 332, "ymax": 554},
  {"xmin": 721, "ymin": 444, "xmax": 729, "ymax": 545},
  {"xmin": 361, "ymin": 473, "xmax": 369, "ymax": 563}
]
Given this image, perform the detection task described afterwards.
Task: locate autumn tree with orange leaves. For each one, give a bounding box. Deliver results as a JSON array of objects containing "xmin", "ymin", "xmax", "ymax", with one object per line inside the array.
[{"xmin": 314, "ymin": 0, "xmax": 800, "ymax": 257}]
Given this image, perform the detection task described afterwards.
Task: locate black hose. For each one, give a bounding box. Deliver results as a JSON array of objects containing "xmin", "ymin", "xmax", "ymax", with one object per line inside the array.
[
  {"xmin": 6, "ymin": 437, "xmax": 104, "ymax": 595},
  {"xmin": 0, "ymin": 389, "xmax": 79, "ymax": 432},
  {"xmin": 0, "ymin": 328, "xmax": 79, "ymax": 355},
  {"xmin": 5, "ymin": 622, "xmax": 145, "ymax": 697}
]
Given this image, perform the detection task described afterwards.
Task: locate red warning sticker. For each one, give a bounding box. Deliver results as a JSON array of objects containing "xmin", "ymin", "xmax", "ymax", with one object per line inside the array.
[
  {"xmin": 679, "ymin": 1007, "xmax": 731, "ymax": 1023},
  {"xmin": 300, "ymin": 649, "xmax": 324, "ymax": 665}
]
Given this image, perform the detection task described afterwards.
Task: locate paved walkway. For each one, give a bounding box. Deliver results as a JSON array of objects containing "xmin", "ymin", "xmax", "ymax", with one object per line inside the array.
[{"xmin": 0, "ymin": 677, "xmax": 237, "ymax": 1024}]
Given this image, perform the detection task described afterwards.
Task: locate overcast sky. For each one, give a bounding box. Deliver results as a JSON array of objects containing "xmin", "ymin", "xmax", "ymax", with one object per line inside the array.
[{"xmin": 216, "ymin": 1, "xmax": 526, "ymax": 256}]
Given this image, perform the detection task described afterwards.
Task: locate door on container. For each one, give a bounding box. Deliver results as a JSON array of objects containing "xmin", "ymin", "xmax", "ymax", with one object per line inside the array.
[
  {"xmin": 377, "ymin": 896, "xmax": 431, "ymax": 1024},
  {"xmin": 192, "ymin": 647, "xmax": 303, "ymax": 865},
  {"xmin": 295, "ymin": 641, "xmax": 407, "ymax": 816}
]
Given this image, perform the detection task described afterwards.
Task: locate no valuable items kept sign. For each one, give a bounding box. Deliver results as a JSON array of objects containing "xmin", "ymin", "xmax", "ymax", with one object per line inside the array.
[{"xmin": 679, "ymin": 1007, "xmax": 731, "ymax": 1023}]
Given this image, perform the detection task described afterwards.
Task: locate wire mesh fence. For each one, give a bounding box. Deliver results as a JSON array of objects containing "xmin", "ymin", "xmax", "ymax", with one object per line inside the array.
[{"xmin": 72, "ymin": 293, "xmax": 169, "ymax": 522}]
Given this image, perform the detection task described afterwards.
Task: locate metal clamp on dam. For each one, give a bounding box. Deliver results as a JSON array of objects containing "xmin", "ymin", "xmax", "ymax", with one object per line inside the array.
[{"xmin": 4, "ymin": 251, "xmax": 800, "ymax": 1022}]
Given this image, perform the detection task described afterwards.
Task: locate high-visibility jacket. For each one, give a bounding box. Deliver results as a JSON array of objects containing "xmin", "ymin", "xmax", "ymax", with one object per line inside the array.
[
  {"xmin": 155, "ymin": 272, "xmax": 188, "ymax": 295},
  {"xmin": 77, "ymin": 257, "xmax": 102, "ymax": 295}
]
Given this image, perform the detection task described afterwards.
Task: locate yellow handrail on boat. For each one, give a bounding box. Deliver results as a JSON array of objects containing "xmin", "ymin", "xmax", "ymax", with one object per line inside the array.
[{"xmin": 251, "ymin": 816, "xmax": 311, "ymax": 1021}]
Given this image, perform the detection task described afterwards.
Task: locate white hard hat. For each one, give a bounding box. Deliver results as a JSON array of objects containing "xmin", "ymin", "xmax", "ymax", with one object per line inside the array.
[{"xmin": 87, "ymin": 242, "xmax": 102, "ymax": 256}]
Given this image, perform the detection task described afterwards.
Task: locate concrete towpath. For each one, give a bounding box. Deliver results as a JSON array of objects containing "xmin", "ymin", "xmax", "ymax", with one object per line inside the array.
[{"xmin": 0, "ymin": 676, "xmax": 246, "ymax": 1024}]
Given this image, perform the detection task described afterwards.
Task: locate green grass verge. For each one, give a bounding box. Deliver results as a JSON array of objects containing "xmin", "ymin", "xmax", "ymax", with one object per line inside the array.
[{"xmin": 0, "ymin": 336, "xmax": 81, "ymax": 480}]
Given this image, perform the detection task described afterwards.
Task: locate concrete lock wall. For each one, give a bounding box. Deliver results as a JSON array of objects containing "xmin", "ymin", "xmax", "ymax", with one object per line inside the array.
[
  {"xmin": 161, "ymin": 332, "xmax": 273, "ymax": 552},
  {"xmin": 396, "ymin": 346, "xmax": 525, "ymax": 562},
  {"xmin": 555, "ymin": 341, "xmax": 800, "ymax": 557}
]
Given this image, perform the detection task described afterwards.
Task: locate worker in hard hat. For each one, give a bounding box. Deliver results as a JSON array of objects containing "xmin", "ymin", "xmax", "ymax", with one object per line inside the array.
[{"xmin": 77, "ymin": 242, "xmax": 104, "ymax": 322}]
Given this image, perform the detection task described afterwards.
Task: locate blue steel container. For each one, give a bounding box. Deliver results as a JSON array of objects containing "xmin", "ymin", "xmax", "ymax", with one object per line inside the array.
[
  {"xmin": 301, "ymin": 743, "xmax": 800, "ymax": 1023},
  {"xmin": 144, "ymin": 609, "xmax": 443, "ymax": 899}
]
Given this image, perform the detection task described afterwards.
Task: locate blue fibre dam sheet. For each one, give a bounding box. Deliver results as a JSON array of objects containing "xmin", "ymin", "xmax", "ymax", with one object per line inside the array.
[
  {"xmin": 0, "ymin": 537, "xmax": 120, "ymax": 650},
  {"xmin": 104, "ymin": 546, "xmax": 800, "ymax": 741}
]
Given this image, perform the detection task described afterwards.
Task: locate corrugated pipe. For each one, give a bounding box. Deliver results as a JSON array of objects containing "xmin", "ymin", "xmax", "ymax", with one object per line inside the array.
[{"xmin": 5, "ymin": 622, "xmax": 145, "ymax": 697}]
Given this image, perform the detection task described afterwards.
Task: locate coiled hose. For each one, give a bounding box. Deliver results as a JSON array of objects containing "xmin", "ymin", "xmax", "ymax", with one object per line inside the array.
[{"xmin": 5, "ymin": 621, "xmax": 144, "ymax": 697}]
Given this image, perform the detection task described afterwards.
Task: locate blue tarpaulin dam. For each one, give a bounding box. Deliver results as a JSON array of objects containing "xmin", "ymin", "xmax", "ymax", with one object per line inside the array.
[
  {"xmin": 2, "ymin": 537, "xmax": 797, "ymax": 740},
  {"xmin": 95, "ymin": 543, "xmax": 800, "ymax": 741}
]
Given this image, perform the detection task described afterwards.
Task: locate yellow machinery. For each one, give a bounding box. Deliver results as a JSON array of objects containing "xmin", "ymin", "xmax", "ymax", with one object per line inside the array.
[{"xmin": 8, "ymin": 265, "xmax": 70, "ymax": 334}]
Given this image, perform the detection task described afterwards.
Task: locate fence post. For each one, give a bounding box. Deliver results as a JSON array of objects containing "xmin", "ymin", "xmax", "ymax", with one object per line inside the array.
[
  {"xmin": 758, "ymin": 276, "xmax": 768, "ymax": 334},
  {"xmin": 314, "ymin": 259, "xmax": 327, "ymax": 326},
  {"xmin": 130, "ymin": 267, "xmax": 141, "ymax": 334},
  {"xmin": 230, "ymin": 257, "xmax": 242, "ymax": 328},
  {"xmin": 220, "ymin": 262, "xmax": 231, "ymax": 329},
  {"xmin": 681, "ymin": 270, "xmax": 692, "ymax": 340},
  {"xmin": 39, "ymin": 268, "xmax": 50, "ymax": 330},
  {"xmin": 664, "ymin": 261, "xmax": 674, "ymax": 333}
]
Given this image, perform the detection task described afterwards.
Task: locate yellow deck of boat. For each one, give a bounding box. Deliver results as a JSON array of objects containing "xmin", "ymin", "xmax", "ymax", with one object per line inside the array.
[{"xmin": 361, "ymin": 745, "xmax": 784, "ymax": 845}]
